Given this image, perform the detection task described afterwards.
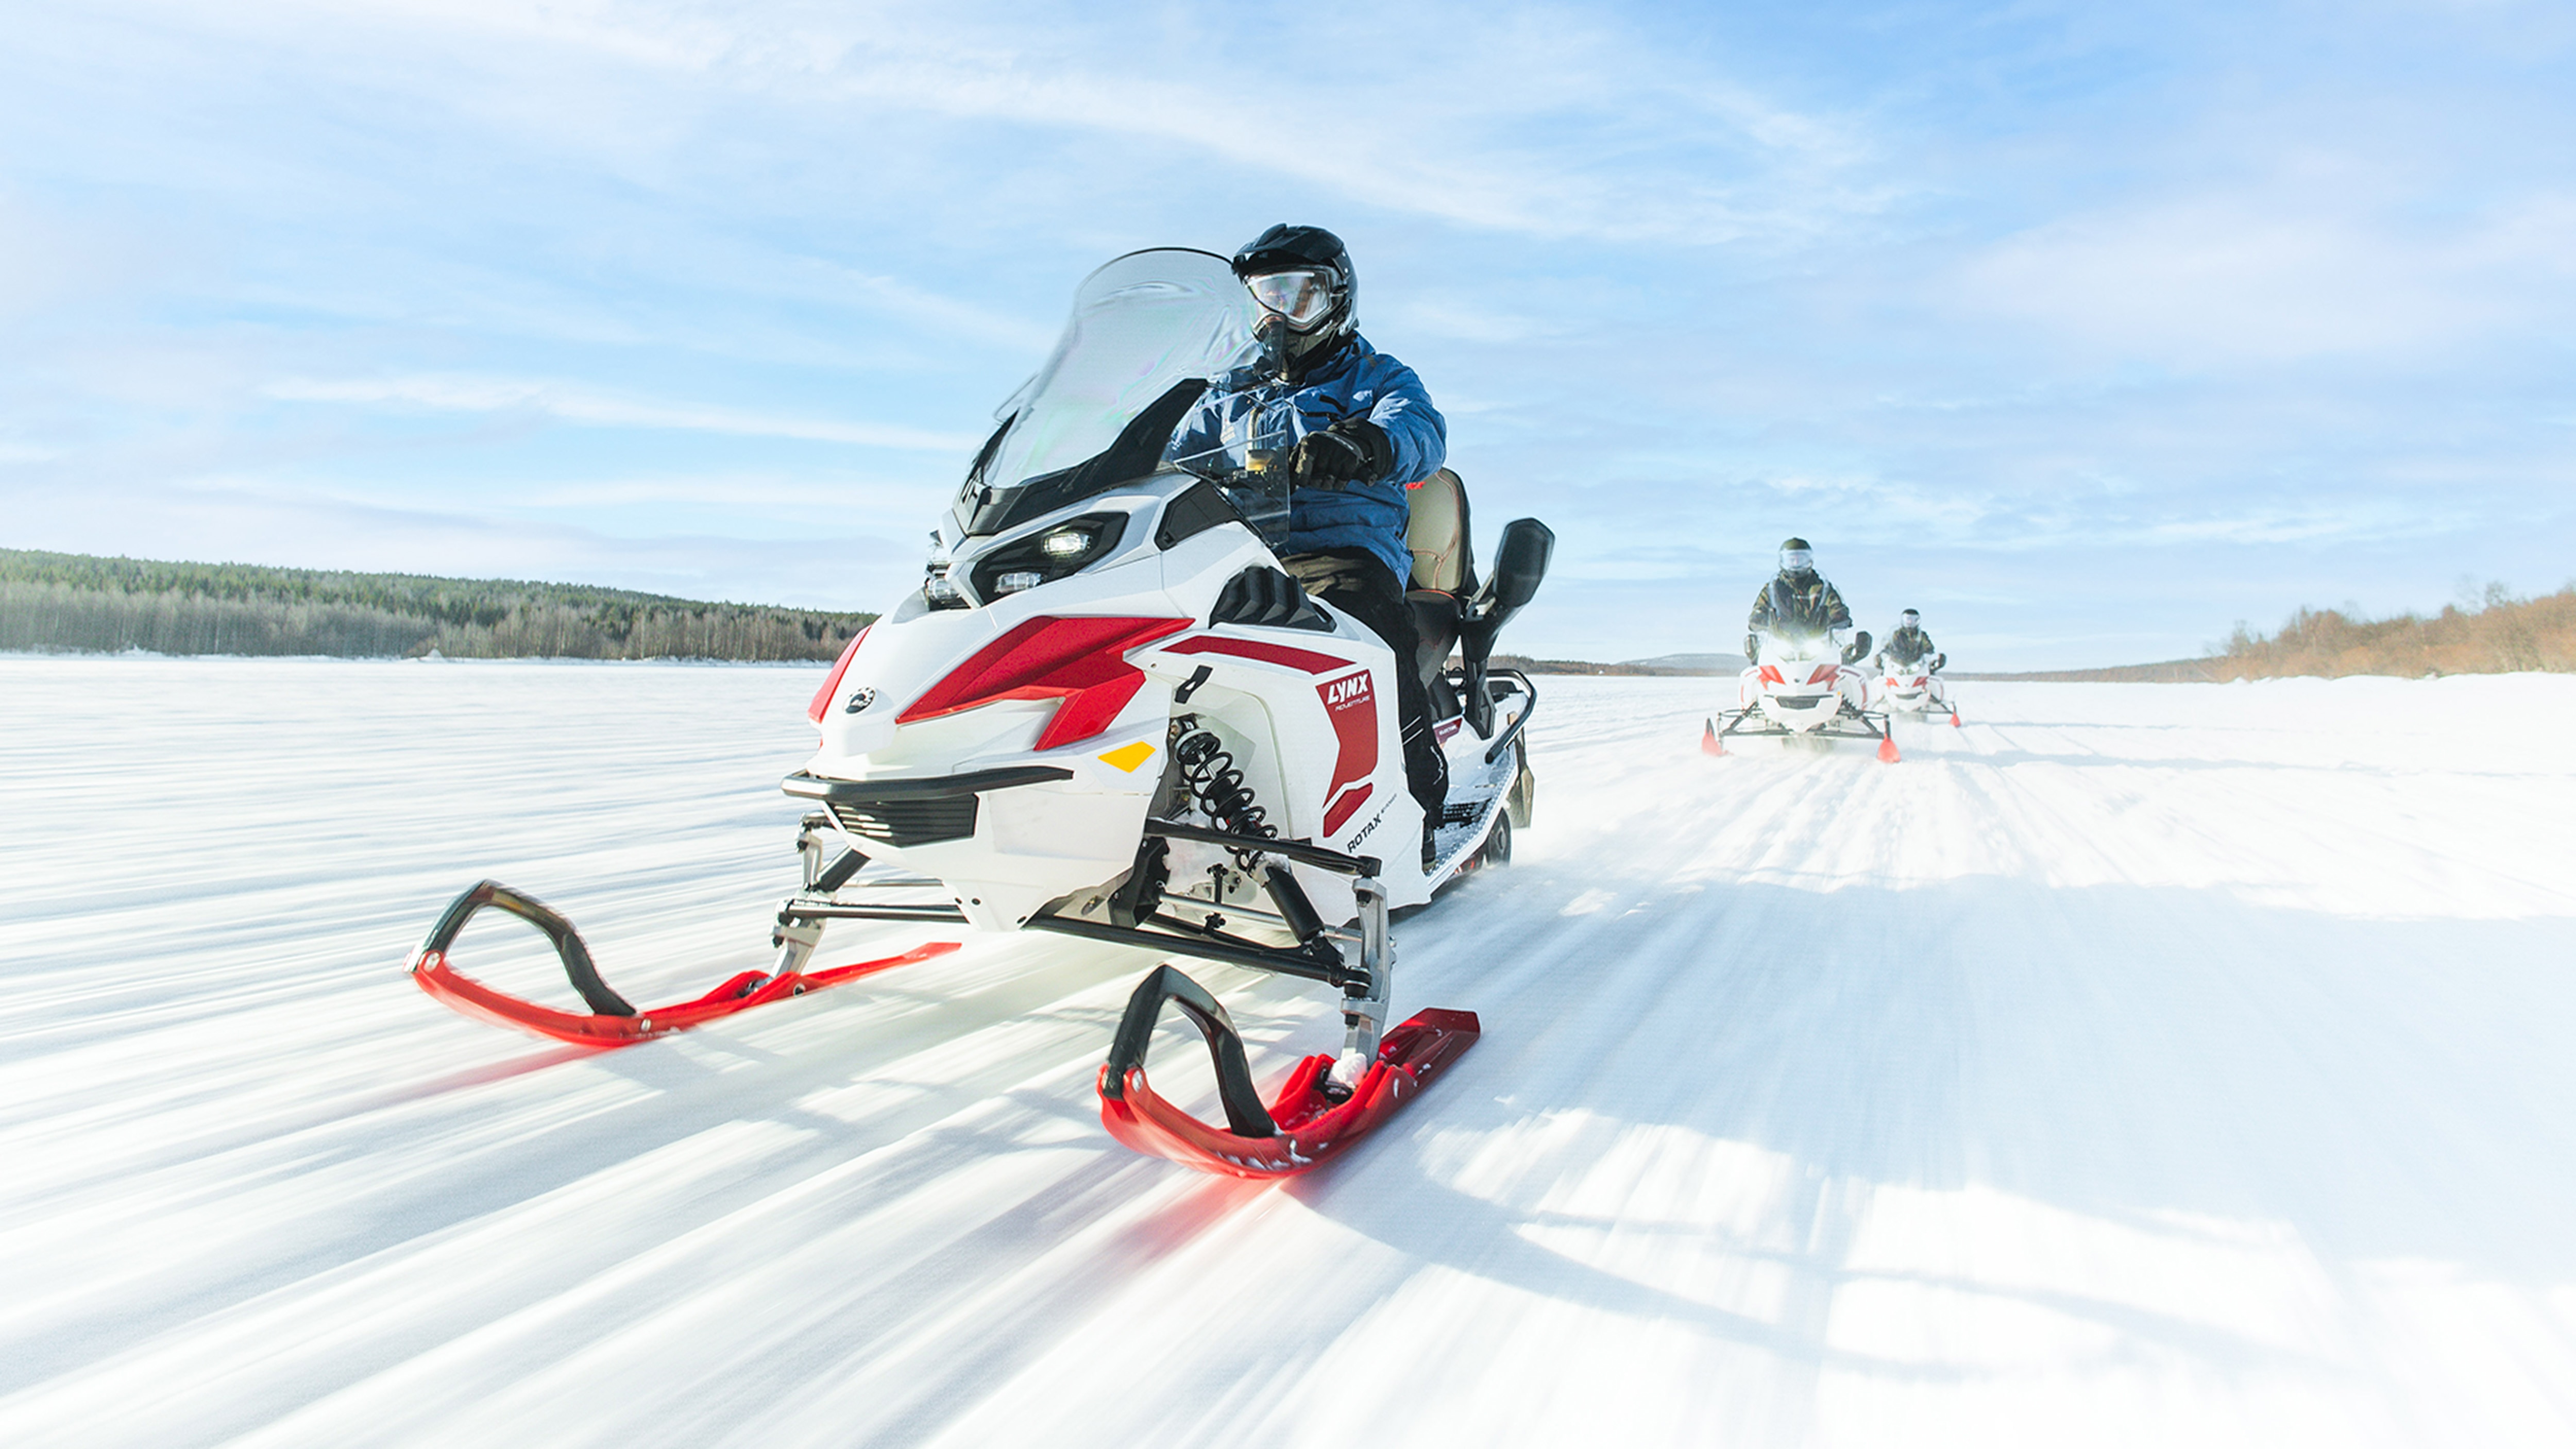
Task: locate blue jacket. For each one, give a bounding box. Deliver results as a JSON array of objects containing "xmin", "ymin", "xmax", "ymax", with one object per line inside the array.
[{"xmin": 1165, "ymin": 336, "xmax": 1446, "ymax": 584}]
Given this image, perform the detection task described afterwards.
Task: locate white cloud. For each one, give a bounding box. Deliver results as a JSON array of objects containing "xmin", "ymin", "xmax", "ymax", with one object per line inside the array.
[
  {"xmin": 1953, "ymin": 191, "xmax": 2576, "ymax": 365},
  {"xmin": 262, "ymin": 374, "xmax": 981, "ymax": 452},
  {"xmin": 86, "ymin": 0, "xmax": 1888, "ymax": 247}
]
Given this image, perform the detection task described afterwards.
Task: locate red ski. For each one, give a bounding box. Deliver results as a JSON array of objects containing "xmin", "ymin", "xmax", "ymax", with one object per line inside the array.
[
  {"xmin": 411, "ymin": 879, "xmax": 958, "ymax": 1047},
  {"xmin": 1095, "ymin": 965, "xmax": 1479, "ymax": 1178}
]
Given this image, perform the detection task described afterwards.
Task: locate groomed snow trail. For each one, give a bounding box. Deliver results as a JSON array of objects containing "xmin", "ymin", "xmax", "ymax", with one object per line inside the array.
[{"xmin": 4, "ymin": 658, "xmax": 2573, "ymax": 1447}]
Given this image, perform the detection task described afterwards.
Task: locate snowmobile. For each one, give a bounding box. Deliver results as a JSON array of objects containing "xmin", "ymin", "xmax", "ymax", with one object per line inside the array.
[
  {"xmin": 1878, "ymin": 654, "xmax": 1959, "ymax": 726},
  {"xmin": 1703, "ymin": 622, "xmax": 1900, "ymax": 761},
  {"xmin": 410, "ymin": 248, "xmax": 1554, "ymax": 1178}
]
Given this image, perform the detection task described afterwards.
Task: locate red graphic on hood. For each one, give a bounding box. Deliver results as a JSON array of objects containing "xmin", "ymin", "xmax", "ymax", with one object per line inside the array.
[{"xmin": 1317, "ymin": 667, "xmax": 1379, "ymax": 836}]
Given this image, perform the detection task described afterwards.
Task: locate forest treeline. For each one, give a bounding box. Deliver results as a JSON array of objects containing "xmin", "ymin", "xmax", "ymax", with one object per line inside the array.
[
  {"xmin": 0, "ymin": 549, "xmax": 874, "ymax": 660},
  {"xmin": 1971, "ymin": 583, "xmax": 2576, "ymax": 681},
  {"xmin": 2207, "ymin": 583, "xmax": 2575, "ymax": 679}
]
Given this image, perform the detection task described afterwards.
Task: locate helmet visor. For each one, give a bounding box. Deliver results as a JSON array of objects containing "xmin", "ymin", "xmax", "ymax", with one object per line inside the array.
[
  {"xmin": 1780, "ymin": 547, "xmax": 1814, "ymax": 574},
  {"xmin": 1244, "ymin": 269, "xmax": 1335, "ymax": 330},
  {"xmin": 1901, "ymin": 611, "xmax": 1919, "ymax": 626}
]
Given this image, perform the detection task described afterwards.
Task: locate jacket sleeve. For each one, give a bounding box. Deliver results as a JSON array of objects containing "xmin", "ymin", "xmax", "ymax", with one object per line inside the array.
[
  {"xmin": 1358, "ymin": 355, "xmax": 1447, "ymax": 483},
  {"xmin": 1749, "ymin": 585, "xmax": 1775, "ymax": 632},
  {"xmin": 1824, "ymin": 585, "xmax": 1852, "ymax": 631}
]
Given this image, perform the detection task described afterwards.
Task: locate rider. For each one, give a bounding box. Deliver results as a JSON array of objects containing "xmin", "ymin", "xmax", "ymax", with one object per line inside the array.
[
  {"xmin": 1876, "ymin": 609, "xmax": 1944, "ymax": 673},
  {"xmin": 1166, "ymin": 224, "xmax": 1450, "ymax": 864},
  {"xmin": 1744, "ymin": 537, "xmax": 1855, "ymax": 661}
]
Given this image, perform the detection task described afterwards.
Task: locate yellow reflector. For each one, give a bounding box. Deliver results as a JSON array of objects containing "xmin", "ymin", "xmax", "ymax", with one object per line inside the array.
[{"xmin": 1097, "ymin": 741, "xmax": 1155, "ymax": 773}]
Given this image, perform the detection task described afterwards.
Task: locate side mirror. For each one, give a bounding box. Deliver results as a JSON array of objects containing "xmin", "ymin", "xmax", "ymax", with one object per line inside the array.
[
  {"xmin": 1480, "ymin": 518, "xmax": 1554, "ymax": 624},
  {"xmin": 1457, "ymin": 518, "xmax": 1555, "ymax": 739}
]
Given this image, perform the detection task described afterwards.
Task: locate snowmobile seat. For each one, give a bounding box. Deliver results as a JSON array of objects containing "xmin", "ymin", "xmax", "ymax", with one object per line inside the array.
[
  {"xmin": 1404, "ymin": 469, "xmax": 1475, "ymax": 689},
  {"xmin": 1406, "ymin": 469, "xmax": 1476, "ymax": 596}
]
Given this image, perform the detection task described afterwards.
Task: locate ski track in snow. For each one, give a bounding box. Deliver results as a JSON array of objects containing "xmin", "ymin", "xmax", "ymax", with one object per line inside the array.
[{"xmin": 4, "ymin": 657, "xmax": 2574, "ymax": 1447}]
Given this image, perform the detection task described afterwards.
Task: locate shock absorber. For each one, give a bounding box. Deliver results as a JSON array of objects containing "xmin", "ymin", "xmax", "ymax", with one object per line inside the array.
[
  {"xmin": 1170, "ymin": 714, "xmax": 1274, "ymax": 864},
  {"xmin": 1170, "ymin": 713, "xmax": 1345, "ymax": 981}
]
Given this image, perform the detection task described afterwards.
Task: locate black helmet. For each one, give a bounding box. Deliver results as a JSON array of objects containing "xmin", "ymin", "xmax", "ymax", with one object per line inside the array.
[
  {"xmin": 1232, "ymin": 224, "xmax": 1357, "ymax": 381},
  {"xmin": 1778, "ymin": 537, "xmax": 1815, "ymax": 577}
]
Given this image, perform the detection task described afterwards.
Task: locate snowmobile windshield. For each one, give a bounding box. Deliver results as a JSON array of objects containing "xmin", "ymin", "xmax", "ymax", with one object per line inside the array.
[
  {"xmin": 1761, "ymin": 626, "xmax": 1834, "ymax": 654},
  {"xmin": 953, "ymin": 249, "xmax": 1259, "ymax": 539},
  {"xmin": 1164, "ymin": 410, "xmax": 1294, "ymax": 548}
]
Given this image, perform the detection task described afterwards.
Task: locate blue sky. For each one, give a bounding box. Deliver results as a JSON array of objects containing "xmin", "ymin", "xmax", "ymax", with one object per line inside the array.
[{"xmin": 4, "ymin": 0, "xmax": 2571, "ymax": 667}]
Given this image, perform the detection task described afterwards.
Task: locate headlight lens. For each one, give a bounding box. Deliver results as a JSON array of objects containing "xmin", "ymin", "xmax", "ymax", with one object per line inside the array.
[
  {"xmin": 966, "ymin": 512, "xmax": 1127, "ymax": 603},
  {"xmin": 923, "ymin": 535, "xmax": 966, "ymax": 609}
]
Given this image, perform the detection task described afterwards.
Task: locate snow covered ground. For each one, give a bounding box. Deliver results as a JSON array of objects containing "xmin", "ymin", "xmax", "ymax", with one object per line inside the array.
[{"xmin": 4, "ymin": 656, "xmax": 2573, "ymax": 1447}]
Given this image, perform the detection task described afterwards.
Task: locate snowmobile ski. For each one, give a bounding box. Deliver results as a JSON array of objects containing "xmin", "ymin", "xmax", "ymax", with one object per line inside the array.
[
  {"xmin": 1095, "ymin": 964, "xmax": 1479, "ymax": 1178},
  {"xmin": 410, "ymin": 879, "xmax": 959, "ymax": 1047}
]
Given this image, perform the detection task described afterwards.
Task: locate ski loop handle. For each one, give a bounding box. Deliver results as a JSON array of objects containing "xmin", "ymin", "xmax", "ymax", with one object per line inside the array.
[
  {"xmin": 1103, "ymin": 965, "xmax": 1278, "ymax": 1139},
  {"xmin": 419, "ymin": 880, "xmax": 634, "ymax": 1017}
]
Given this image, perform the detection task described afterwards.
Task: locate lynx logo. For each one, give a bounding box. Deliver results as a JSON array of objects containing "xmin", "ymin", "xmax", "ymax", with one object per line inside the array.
[{"xmin": 1315, "ymin": 668, "xmax": 1379, "ymax": 831}]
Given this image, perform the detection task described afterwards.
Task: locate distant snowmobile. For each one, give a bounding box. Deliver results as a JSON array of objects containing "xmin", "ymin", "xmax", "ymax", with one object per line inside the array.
[
  {"xmin": 1705, "ymin": 540, "xmax": 1897, "ymax": 759},
  {"xmin": 1875, "ymin": 609, "xmax": 1958, "ymax": 726},
  {"xmin": 410, "ymin": 248, "xmax": 1554, "ymax": 1178},
  {"xmin": 1878, "ymin": 661, "xmax": 1958, "ymax": 725},
  {"xmin": 1703, "ymin": 622, "xmax": 1900, "ymax": 761}
]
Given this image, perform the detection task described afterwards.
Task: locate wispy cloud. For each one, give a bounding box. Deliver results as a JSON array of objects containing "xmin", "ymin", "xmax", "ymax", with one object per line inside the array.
[
  {"xmin": 262, "ymin": 374, "xmax": 981, "ymax": 452},
  {"xmin": 1953, "ymin": 192, "xmax": 2576, "ymax": 364},
  {"xmin": 90, "ymin": 0, "xmax": 1890, "ymax": 247}
]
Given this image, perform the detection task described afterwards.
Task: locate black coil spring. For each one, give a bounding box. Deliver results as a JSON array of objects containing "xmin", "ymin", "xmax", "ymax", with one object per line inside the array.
[{"xmin": 1171, "ymin": 714, "xmax": 1273, "ymax": 863}]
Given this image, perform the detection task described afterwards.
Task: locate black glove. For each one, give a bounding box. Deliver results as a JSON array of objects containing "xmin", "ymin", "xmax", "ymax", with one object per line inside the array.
[{"xmin": 1290, "ymin": 420, "xmax": 1393, "ymax": 491}]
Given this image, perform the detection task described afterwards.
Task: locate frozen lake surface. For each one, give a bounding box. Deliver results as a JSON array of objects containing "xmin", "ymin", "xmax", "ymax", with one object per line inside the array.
[{"xmin": 4, "ymin": 657, "xmax": 2573, "ymax": 1446}]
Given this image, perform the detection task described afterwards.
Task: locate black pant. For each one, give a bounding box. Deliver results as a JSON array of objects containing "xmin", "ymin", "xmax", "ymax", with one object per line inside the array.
[{"xmin": 1280, "ymin": 549, "xmax": 1449, "ymax": 822}]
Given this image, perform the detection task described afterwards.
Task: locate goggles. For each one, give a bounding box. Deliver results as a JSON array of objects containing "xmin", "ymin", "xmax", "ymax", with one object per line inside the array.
[
  {"xmin": 1244, "ymin": 268, "xmax": 1336, "ymax": 330},
  {"xmin": 1780, "ymin": 548, "xmax": 1815, "ymax": 573}
]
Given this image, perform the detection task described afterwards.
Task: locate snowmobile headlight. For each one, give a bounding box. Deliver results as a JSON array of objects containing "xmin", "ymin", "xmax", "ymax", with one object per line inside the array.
[
  {"xmin": 922, "ymin": 535, "xmax": 968, "ymax": 609},
  {"xmin": 966, "ymin": 511, "xmax": 1128, "ymax": 603}
]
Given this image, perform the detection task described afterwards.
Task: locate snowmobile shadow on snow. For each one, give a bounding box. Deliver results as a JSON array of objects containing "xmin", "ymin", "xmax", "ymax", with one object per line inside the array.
[{"xmin": 1245, "ymin": 864, "xmax": 2576, "ymax": 1360}]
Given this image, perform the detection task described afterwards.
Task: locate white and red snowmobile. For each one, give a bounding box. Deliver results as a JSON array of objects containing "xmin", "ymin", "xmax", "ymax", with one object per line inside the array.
[
  {"xmin": 410, "ymin": 248, "xmax": 1553, "ymax": 1178},
  {"xmin": 1703, "ymin": 623, "xmax": 1900, "ymax": 761},
  {"xmin": 1878, "ymin": 656, "xmax": 1959, "ymax": 726}
]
